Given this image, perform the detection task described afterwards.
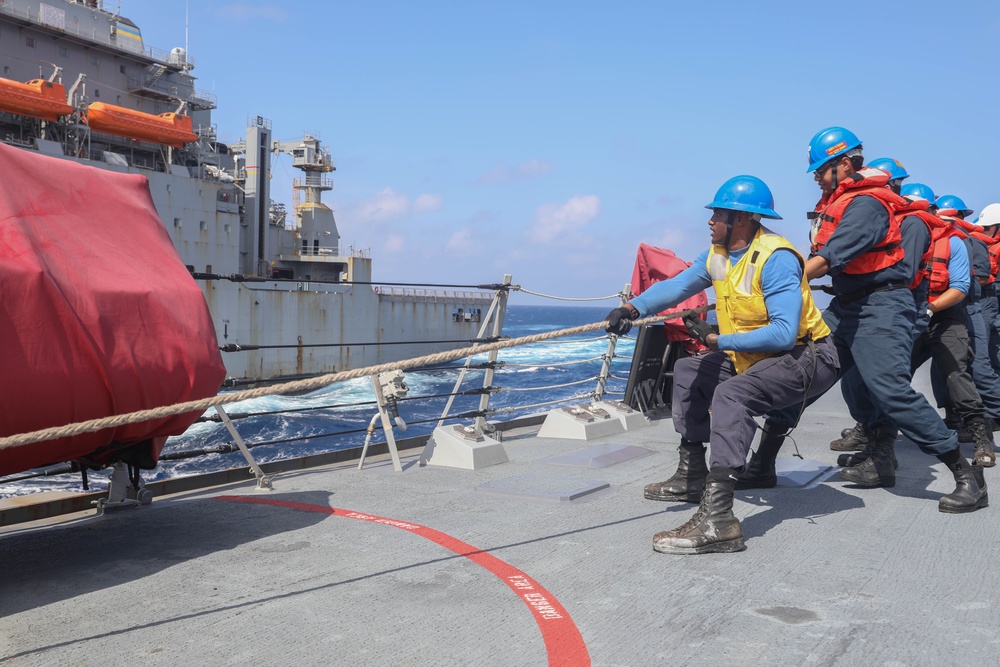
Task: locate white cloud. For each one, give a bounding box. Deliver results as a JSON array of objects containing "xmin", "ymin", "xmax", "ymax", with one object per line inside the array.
[
  {"xmin": 414, "ymin": 193, "xmax": 443, "ymax": 212},
  {"xmin": 446, "ymin": 228, "xmax": 474, "ymax": 252},
  {"xmin": 383, "ymin": 234, "xmax": 405, "ymax": 253},
  {"xmin": 216, "ymin": 4, "xmax": 289, "ymax": 21},
  {"xmin": 477, "ymin": 159, "xmax": 554, "ymax": 185},
  {"xmin": 354, "ymin": 187, "xmax": 441, "ymax": 223},
  {"xmin": 529, "ymin": 195, "xmax": 601, "ymax": 243}
]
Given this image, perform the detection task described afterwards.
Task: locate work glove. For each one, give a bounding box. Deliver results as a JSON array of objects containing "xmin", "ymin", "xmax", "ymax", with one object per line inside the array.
[
  {"xmin": 683, "ymin": 313, "xmax": 716, "ymax": 348},
  {"xmin": 605, "ymin": 306, "xmax": 635, "ymax": 336}
]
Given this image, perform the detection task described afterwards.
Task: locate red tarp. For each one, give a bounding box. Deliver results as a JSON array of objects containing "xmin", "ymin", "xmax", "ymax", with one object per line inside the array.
[
  {"xmin": 0, "ymin": 142, "xmax": 226, "ymax": 476},
  {"xmin": 630, "ymin": 243, "xmax": 709, "ymax": 346}
]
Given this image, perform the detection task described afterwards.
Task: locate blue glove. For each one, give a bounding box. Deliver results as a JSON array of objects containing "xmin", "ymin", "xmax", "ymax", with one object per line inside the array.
[
  {"xmin": 605, "ymin": 306, "xmax": 635, "ymax": 336},
  {"xmin": 683, "ymin": 313, "xmax": 716, "ymax": 348}
]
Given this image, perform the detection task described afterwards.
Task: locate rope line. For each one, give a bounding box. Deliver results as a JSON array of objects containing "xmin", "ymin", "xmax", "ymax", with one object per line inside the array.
[
  {"xmin": 487, "ymin": 393, "xmax": 593, "ymax": 415},
  {"xmin": 512, "ymin": 286, "xmax": 623, "ymax": 302},
  {"xmin": 499, "ymin": 376, "xmax": 600, "ymax": 392},
  {"xmin": 0, "ymin": 304, "xmax": 712, "ymax": 452},
  {"xmin": 502, "ymin": 356, "xmax": 604, "ymax": 368}
]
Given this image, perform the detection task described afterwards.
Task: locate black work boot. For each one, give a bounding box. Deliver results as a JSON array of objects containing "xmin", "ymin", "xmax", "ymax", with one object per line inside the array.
[
  {"xmin": 830, "ymin": 422, "xmax": 869, "ymax": 452},
  {"xmin": 735, "ymin": 421, "xmax": 785, "ymax": 490},
  {"xmin": 644, "ymin": 439, "xmax": 708, "ymax": 503},
  {"xmin": 968, "ymin": 419, "xmax": 997, "ymax": 468},
  {"xmin": 945, "ymin": 408, "xmax": 973, "ymax": 443},
  {"xmin": 839, "ymin": 432, "xmax": 896, "ymax": 487},
  {"xmin": 837, "ymin": 429, "xmax": 899, "ymax": 469},
  {"xmin": 938, "ymin": 452, "xmax": 989, "ymax": 514},
  {"xmin": 652, "ymin": 468, "xmax": 745, "ymax": 555}
]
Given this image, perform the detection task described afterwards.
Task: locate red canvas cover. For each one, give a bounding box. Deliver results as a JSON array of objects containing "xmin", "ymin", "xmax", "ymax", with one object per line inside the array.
[
  {"xmin": 630, "ymin": 243, "xmax": 709, "ymax": 347},
  {"xmin": 0, "ymin": 142, "xmax": 226, "ymax": 476}
]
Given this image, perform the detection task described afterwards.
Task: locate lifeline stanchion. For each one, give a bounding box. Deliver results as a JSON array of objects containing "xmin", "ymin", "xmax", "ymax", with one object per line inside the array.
[
  {"xmin": 594, "ymin": 282, "xmax": 631, "ymax": 402},
  {"xmin": 214, "ymin": 405, "xmax": 272, "ymax": 490}
]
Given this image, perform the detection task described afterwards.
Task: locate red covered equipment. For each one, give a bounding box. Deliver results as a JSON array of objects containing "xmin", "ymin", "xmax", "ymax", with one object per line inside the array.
[
  {"xmin": 0, "ymin": 143, "xmax": 226, "ymax": 476},
  {"xmin": 630, "ymin": 243, "xmax": 709, "ymax": 345}
]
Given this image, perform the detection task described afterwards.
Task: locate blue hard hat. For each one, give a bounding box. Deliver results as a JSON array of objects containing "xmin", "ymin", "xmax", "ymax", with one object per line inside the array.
[
  {"xmin": 866, "ymin": 157, "xmax": 910, "ymax": 182},
  {"xmin": 807, "ymin": 126, "xmax": 863, "ymax": 173},
  {"xmin": 934, "ymin": 194, "xmax": 974, "ymax": 217},
  {"xmin": 900, "ymin": 182, "xmax": 936, "ymax": 204},
  {"xmin": 704, "ymin": 175, "xmax": 782, "ymax": 220}
]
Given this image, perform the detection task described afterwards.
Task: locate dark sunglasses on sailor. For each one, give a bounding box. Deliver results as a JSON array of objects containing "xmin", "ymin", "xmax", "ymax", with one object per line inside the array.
[
  {"xmin": 889, "ymin": 178, "xmax": 903, "ymax": 189},
  {"xmin": 815, "ymin": 159, "xmax": 837, "ymax": 178}
]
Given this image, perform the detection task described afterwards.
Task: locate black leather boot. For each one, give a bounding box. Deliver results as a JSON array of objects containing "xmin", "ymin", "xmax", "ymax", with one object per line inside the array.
[
  {"xmin": 839, "ymin": 431, "xmax": 896, "ymax": 487},
  {"xmin": 830, "ymin": 422, "xmax": 868, "ymax": 452},
  {"xmin": 653, "ymin": 468, "xmax": 745, "ymax": 555},
  {"xmin": 644, "ymin": 439, "xmax": 708, "ymax": 503},
  {"xmin": 968, "ymin": 419, "xmax": 996, "ymax": 468},
  {"xmin": 837, "ymin": 429, "xmax": 899, "ymax": 469},
  {"xmin": 945, "ymin": 408, "xmax": 973, "ymax": 443},
  {"xmin": 735, "ymin": 421, "xmax": 785, "ymax": 490},
  {"xmin": 938, "ymin": 452, "xmax": 989, "ymax": 513}
]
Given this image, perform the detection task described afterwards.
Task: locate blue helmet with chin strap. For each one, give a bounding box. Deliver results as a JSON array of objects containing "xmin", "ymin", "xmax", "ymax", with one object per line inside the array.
[
  {"xmin": 705, "ymin": 175, "xmax": 782, "ymax": 220},
  {"xmin": 900, "ymin": 182, "xmax": 936, "ymax": 205},
  {"xmin": 807, "ymin": 126, "xmax": 862, "ymax": 173},
  {"xmin": 866, "ymin": 157, "xmax": 909, "ymax": 182},
  {"xmin": 934, "ymin": 194, "xmax": 974, "ymax": 217}
]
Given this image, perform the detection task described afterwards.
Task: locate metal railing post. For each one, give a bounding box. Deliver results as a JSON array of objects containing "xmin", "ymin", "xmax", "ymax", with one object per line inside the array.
[
  {"xmin": 474, "ymin": 274, "xmax": 511, "ymax": 432},
  {"xmin": 436, "ymin": 274, "xmax": 510, "ymax": 426},
  {"xmin": 594, "ymin": 282, "xmax": 631, "ymax": 402},
  {"xmin": 215, "ymin": 405, "xmax": 272, "ymax": 490}
]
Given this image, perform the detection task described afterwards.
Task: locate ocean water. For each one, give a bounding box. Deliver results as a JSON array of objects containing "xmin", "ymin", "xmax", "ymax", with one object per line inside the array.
[{"xmin": 0, "ymin": 305, "xmax": 634, "ymax": 497}]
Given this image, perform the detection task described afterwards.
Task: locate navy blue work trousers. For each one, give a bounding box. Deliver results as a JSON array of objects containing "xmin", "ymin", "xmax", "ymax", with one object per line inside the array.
[
  {"xmin": 826, "ymin": 288, "xmax": 957, "ymax": 456},
  {"xmin": 933, "ymin": 299, "xmax": 1000, "ymax": 420},
  {"xmin": 671, "ymin": 338, "xmax": 840, "ymax": 470},
  {"xmin": 913, "ymin": 312, "xmax": 987, "ymax": 425}
]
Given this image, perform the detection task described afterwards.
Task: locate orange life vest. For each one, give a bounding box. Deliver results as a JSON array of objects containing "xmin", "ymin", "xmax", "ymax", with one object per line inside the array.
[
  {"xmin": 896, "ymin": 197, "xmax": 964, "ymax": 293},
  {"xmin": 941, "ymin": 215, "xmax": 999, "ymax": 283},
  {"xmin": 810, "ymin": 168, "xmax": 906, "ymax": 274},
  {"xmin": 926, "ymin": 227, "xmax": 968, "ymax": 304}
]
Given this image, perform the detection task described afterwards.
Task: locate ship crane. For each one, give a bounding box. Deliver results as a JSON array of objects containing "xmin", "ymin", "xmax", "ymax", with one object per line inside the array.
[{"xmin": 271, "ymin": 135, "xmax": 339, "ymax": 258}]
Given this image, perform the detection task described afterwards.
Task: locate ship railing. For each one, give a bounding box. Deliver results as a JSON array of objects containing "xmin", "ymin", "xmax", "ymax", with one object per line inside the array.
[
  {"xmin": 126, "ymin": 75, "xmax": 216, "ymax": 109},
  {"xmin": 1, "ymin": 278, "xmax": 715, "ymax": 501},
  {"xmin": 144, "ymin": 45, "xmax": 196, "ymax": 70},
  {"xmin": 374, "ymin": 286, "xmax": 493, "ymax": 303},
  {"xmin": 292, "ymin": 176, "xmax": 334, "ymax": 191},
  {"xmin": 0, "ymin": 3, "xmax": 110, "ymax": 42}
]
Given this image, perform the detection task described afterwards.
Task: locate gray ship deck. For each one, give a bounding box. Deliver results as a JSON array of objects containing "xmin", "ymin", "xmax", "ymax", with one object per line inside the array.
[{"xmin": 2, "ymin": 367, "xmax": 997, "ymax": 666}]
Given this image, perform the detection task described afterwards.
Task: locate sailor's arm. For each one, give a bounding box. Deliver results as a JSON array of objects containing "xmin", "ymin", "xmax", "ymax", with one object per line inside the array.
[{"xmin": 928, "ymin": 238, "xmax": 970, "ymax": 314}]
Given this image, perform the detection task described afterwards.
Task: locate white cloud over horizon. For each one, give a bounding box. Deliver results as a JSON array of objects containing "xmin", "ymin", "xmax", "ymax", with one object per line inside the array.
[
  {"xmin": 351, "ymin": 187, "xmax": 443, "ymax": 223},
  {"xmin": 528, "ymin": 195, "xmax": 601, "ymax": 244}
]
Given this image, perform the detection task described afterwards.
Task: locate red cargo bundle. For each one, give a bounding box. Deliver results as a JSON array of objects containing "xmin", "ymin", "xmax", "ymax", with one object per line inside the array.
[
  {"xmin": 0, "ymin": 143, "xmax": 226, "ymax": 476},
  {"xmin": 630, "ymin": 243, "xmax": 709, "ymax": 347}
]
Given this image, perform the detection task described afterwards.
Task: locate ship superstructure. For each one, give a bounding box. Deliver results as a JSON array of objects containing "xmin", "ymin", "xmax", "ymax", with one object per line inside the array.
[{"xmin": 0, "ymin": 0, "xmax": 492, "ymax": 384}]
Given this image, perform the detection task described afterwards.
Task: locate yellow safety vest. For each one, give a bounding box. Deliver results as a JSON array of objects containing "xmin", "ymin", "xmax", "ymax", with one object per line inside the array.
[{"xmin": 707, "ymin": 226, "xmax": 830, "ymax": 374}]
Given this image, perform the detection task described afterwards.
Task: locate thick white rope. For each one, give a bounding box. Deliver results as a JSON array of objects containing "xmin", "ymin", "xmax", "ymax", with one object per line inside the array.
[{"xmin": 0, "ymin": 305, "xmax": 711, "ymax": 452}]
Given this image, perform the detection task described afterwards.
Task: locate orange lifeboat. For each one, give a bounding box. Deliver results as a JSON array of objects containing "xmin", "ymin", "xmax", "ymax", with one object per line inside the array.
[
  {"xmin": 0, "ymin": 77, "xmax": 74, "ymax": 121},
  {"xmin": 85, "ymin": 102, "xmax": 198, "ymax": 148}
]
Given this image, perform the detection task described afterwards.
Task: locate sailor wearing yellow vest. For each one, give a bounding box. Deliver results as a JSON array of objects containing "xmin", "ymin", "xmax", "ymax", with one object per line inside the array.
[{"xmin": 605, "ymin": 175, "xmax": 840, "ymax": 554}]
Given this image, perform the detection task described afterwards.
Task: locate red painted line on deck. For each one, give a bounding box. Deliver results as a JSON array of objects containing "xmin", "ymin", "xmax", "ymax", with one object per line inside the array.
[{"xmin": 217, "ymin": 495, "xmax": 590, "ymax": 667}]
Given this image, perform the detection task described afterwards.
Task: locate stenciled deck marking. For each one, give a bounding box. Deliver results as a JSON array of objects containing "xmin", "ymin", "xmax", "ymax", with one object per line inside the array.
[{"xmin": 217, "ymin": 495, "xmax": 590, "ymax": 667}]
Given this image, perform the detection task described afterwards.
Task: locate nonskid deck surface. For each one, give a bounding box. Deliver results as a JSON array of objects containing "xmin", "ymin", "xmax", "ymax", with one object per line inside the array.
[{"xmin": 2, "ymin": 367, "xmax": 998, "ymax": 666}]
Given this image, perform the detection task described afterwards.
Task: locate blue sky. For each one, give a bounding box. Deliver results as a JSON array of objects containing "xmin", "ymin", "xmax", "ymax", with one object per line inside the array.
[{"xmin": 125, "ymin": 1, "xmax": 1000, "ymax": 304}]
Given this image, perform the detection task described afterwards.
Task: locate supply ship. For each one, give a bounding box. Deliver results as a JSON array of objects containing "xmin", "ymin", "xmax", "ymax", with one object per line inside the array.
[{"xmin": 0, "ymin": 0, "xmax": 493, "ymax": 386}]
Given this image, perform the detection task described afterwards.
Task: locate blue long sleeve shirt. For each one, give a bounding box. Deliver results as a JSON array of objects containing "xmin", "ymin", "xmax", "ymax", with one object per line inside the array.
[{"xmin": 629, "ymin": 243, "xmax": 804, "ymax": 353}]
